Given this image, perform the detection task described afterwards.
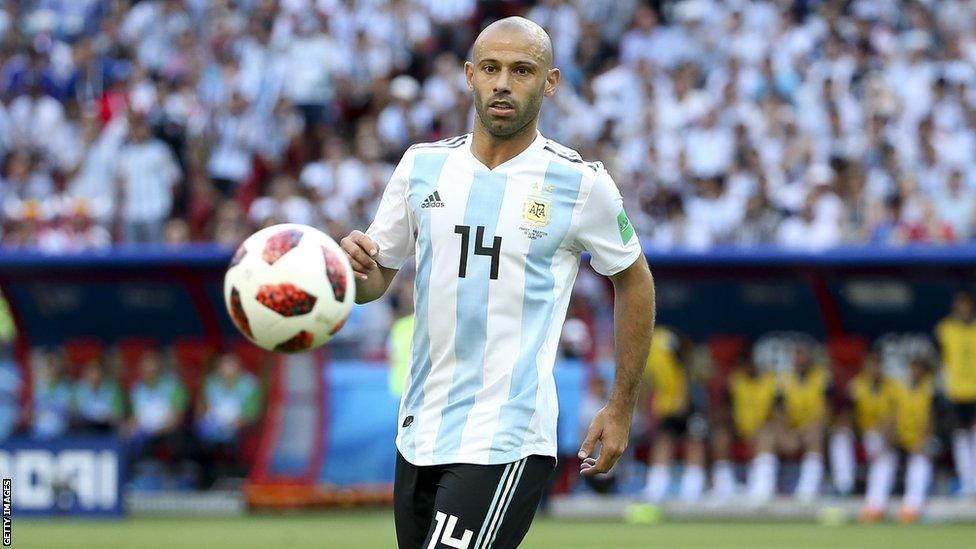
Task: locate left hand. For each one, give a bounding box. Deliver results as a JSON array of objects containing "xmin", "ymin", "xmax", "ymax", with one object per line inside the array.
[{"xmin": 578, "ymin": 405, "xmax": 632, "ymax": 476}]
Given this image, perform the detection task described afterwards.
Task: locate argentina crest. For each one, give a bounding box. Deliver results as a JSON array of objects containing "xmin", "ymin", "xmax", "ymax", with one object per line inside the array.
[{"xmin": 522, "ymin": 194, "xmax": 551, "ymax": 227}]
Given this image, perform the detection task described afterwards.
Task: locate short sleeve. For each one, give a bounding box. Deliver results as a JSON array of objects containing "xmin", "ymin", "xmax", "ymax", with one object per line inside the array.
[
  {"xmin": 365, "ymin": 154, "xmax": 416, "ymax": 269},
  {"xmin": 575, "ymin": 171, "xmax": 642, "ymax": 276}
]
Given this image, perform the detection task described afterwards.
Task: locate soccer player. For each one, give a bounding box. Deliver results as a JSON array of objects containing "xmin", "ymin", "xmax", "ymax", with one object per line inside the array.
[
  {"xmin": 863, "ymin": 357, "xmax": 935, "ymax": 522},
  {"xmin": 341, "ymin": 17, "xmax": 655, "ymax": 549},
  {"xmin": 718, "ymin": 351, "xmax": 778, "ymax": 503},
  {"xmin": 778, "ymin": 344, "xmax": 830, "ymax": 501},
  {"xmin": 855, "ymin": 352, "xmax": 899, "ymax": 521},
  {"xmin": 641, "ymin": 326, "xmax": 706, "ymax": 503},
  {"xmin": 935, "ymin": 291, "xmax": 976, "ymax": 497}
]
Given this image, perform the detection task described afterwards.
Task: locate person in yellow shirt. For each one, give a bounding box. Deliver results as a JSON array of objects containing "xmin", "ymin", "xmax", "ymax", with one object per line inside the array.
[
  {"xmin": 935, "ymin": 291, "xmax": 976, "ymax": 496},
  {"xmin": 641, "ymin": 327, "xmax": 707, "ymax": 503},
  {"xmin": 710, "ymin": 348, "xmax": 779, "ymax": 503},
  {"xmin": 775, "ymin": 344, "xmax": 830, "ymax": 502},
  {"xmin": 862, "ymin": 358, "xmax": 934, "ymax": 523},
  {"xmin": 854, "ymin": 352, "xmax": 899, "ymax": 522}
]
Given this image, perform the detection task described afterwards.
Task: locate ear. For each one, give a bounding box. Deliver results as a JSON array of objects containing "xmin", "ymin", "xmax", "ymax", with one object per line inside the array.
[
  {"xmin": 464, "ymin": 61, "xmax": 474, "ymax": 91},
  {"xmin": 544, "ymin": 68, "xmax": 560, "ymax": 97}
]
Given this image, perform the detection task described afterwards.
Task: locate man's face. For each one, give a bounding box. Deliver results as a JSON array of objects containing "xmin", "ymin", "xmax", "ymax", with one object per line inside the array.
[{"xmin": 465, "ymin": 29, "xmax": 558, "ymax": 139}]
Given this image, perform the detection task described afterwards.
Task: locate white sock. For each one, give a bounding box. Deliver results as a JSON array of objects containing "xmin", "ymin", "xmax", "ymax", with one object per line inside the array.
[
  {"xmin": 747, "ymin": 453, "xmax": 777, "ymax": 503},
  {"xmin": 712, "ymin": 460, "xmax": 736, "ymax": 500},
  {"xmin": 679, "ymin": 464, "xmax": 705, "ymax": 501},
  {"xmin": 644, "ymin": 464, "xmax": 670, "ymax": 503},
  {"xmin": 903, "ymin": 453, "xmax": 932, "ymax": 511},
  {"xmin": 863, "ymin": 430, "xmax": 884, "ymax": 460},
  {"xmin": 865, "ymin": 449, "xmax": 896, "ymax": 511},
  {"xmin": 952, "ymin": 430, "xmax": 974, "ymax": 495},
  {"xmin": 970, "ymin": 427, "xmax": 976, "ymax": 493},
  {"xmin": 829, "ymin": 429, "xmax": 855, "ymax": 495},
  {"xmin": 795, "ymin": 452, "xmax": 824, "ymax": 501}
]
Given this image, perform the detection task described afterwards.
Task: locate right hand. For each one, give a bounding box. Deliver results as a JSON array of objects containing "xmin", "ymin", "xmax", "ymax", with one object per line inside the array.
[{"xmin": 340, "ymin": 230, "xmax": 379, "ymax": 281}]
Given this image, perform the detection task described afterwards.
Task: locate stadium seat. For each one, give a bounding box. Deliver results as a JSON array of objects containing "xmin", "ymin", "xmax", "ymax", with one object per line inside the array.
[
  {"xmin": 827, "ymin": 335, "xmax": 869, "ymax": 393},
  {"xmin": 231, "ymin": 339, "xmax": 270, "ymax": 376},
  {"xmin": 172, "ymin": 337, "xmax": 218, "ymax": 401},
  {"xmin": 62, "ymin": 338, "xmax": 105, "ymax": 377},
  {"xmin": 116, "ymin": 337, "xmax": 157, "ymax": 390},
  {"xmin": 706, "ymin": 335, "xmax": 748, "ymax": 396}
]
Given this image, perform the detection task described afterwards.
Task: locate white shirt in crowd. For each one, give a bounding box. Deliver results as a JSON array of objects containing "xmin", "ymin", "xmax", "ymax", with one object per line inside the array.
[{"xmin": 116, "ymin": 138, "xmax": 180, "ymax": 224}]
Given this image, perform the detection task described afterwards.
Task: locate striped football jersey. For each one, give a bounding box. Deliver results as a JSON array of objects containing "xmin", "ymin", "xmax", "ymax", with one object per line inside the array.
[{"xmin": 367, "ymin": 132, "xmax": 642, "ymax": 466}]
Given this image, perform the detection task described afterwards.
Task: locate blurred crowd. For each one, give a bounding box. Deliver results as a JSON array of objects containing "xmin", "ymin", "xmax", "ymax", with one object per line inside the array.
[
  {"xmin": 1, "ymin": 0, "xmax": 976, "ymax": 252},
  {"xmin": 0, "ymin": 341, "xmax": 264, "ymax": 490}
]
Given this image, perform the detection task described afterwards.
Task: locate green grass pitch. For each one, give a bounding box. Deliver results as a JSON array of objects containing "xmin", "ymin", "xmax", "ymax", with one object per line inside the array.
[{"xmin": 13, "ymin": 512, "xmax": 976, "ymax": 548}]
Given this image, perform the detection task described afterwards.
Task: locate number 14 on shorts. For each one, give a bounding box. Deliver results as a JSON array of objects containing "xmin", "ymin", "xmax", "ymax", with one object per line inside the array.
[{"xmin": 429, "ymin": 511, "xmax": 473, "ymax": 549}]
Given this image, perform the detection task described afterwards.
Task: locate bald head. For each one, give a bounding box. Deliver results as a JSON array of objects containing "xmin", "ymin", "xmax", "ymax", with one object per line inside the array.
[{"xmin": 473, "ymin": 17, "xmax": 553, "ymax": 70}]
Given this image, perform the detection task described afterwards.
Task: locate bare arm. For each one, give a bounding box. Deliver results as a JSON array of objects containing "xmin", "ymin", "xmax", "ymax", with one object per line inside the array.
[
  {"xmin": 340, "ymin": 230, "xmax": 399, "ymax": 304},
  {"xmin": 579, "ymin": 255, "xmax": 655, "ymax": 476}
]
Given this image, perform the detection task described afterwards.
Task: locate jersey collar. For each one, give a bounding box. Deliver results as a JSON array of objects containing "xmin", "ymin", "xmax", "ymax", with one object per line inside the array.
[{"xmin": 465, "ymin": 131, "xmax": 546, "ymax": 172}]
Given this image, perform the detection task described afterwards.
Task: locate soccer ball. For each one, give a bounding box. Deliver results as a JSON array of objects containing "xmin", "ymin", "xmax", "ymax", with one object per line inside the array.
[{"xmin": 224, "ymin": 223, "xmax": 355, "ymax": 352}]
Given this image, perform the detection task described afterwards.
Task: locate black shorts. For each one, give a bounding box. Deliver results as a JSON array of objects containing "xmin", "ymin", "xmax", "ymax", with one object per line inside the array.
[
  {"xmin": 658, "ymin": 411, "xmax": 707, "ymax": 439},
  {"xmin": 953, "ymin": 401, "xmax": 976, "ymax": 427},
  {"xmin": 394, "ymin": 451, "xmax": 555, "ymax": 549}
]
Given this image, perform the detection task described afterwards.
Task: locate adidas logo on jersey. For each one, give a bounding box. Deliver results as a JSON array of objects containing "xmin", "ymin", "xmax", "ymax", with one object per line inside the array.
[{"xmin": 421, "ymin": 191, "xmax": 445, "ymax": 208}]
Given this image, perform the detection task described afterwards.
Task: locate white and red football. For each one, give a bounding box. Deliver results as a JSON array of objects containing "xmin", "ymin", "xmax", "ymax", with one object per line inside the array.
[{"xmin": 224, "ymin": 223, "xmax": 355, "ymax": 352}]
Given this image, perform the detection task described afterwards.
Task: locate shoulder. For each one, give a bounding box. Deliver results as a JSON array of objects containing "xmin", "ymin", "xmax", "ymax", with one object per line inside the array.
[
  {"xmin": 406, "ymin": 134, "xmax": 470, "ymax": 153},
  {"xmin": 540, "ymin": 138, "xmax": 606, "ymax": 175}
]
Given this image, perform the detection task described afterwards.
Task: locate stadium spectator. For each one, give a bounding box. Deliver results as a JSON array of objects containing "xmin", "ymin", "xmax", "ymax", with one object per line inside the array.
[
  {"xmin": 935, "ymin": 291, "xmax": 976, "ymax": 497},
  {"xmin": 194, "ymin": 353, "xmax": 261, "ymax": 488},
  {"xmin": 72, "ymin": 359, "xmax": 123, "ymax": 434},
  {"xmin": 115, "ymin": 115, "xmax": 181, "ymax": 243},
  {"xmin": 29, "ymin": 349, "xmax": 72, "ymax": 439},
  {"xmin": 247, "ymin": 174, "xmax": 316, "ymax": 228}
]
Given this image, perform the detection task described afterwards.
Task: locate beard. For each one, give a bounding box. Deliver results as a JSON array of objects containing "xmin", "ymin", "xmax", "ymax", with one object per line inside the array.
[{"xmin": 474, "ymin": 88, "xmax": 543, "ymax": 139}]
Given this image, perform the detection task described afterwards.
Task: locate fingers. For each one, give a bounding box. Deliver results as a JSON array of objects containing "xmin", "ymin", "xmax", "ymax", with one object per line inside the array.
[
  {"xmin": 578, "ymin": 421, "xmax": 601, "ymax": 460},
  {"xmin": 579, "ymin": 441, "xmax": 626, "ymax": 477},
  {"xmin": 340, "ymin": 231, "xmax": 378, "ymax": 280}
]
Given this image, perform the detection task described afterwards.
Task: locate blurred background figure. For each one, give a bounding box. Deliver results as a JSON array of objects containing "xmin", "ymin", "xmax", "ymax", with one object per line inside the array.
[
  {"xmin": 641, "ymin": 326, "xmax": 706, "ymax": 503},
  {"xmin": 936, "ymin": 291, "xmax": 976, "ymax": 497},
  {"xmin": 863, "ymin": 357, "xmax": 935, "ymax": 523},
  {"xmin": 72, "ymin": 359, "xmax": 123, "ymax": 434},
  {"xmin": 777, "ymin": 344, "xmax": 829, "ymax": 502},
  {"xmin": 30, "ymin": 349, "xmax": 71, "ymax": 439},
  {"xmin": 0, "ymin": 343, "xmax": 23, "ymax": 440},
  {"xmin": 195, "ymin": 353, "xmax": 261, "ymax": 488},
  {"xmin": 124, "ymin": 349, "xmax": 189, "ymax": 481}
]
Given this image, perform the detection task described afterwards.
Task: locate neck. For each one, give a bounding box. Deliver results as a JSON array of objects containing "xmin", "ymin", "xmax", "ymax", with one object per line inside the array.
[{"xmin": 470, "ymin": 118, "xmax": 539, "ymax": 170}]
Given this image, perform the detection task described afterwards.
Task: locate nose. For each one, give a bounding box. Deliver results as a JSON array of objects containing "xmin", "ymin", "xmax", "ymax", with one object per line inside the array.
[{"xmin": 493, "ymin": 69, "xmax": 511, "ymax": 94}]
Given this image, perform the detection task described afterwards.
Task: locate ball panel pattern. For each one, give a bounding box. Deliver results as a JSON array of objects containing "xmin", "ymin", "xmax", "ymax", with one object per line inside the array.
[
  {"xmin": 229, "ymin": 287, "xmax": 254, "ymax": 339},
  {"xmin": 262, "ymin": 229, "xmax": 303, "ymax": 265},
  {"xmin": 274, "ymin": 330, "xmax": 314, "ymax": 352},
  {"xmin": 256, "ymin": 283, "xmax": 317, "ymax": 317},
  {"xmin": 322, "ymin": 245, "xmax": 348, "ymax": 302}
]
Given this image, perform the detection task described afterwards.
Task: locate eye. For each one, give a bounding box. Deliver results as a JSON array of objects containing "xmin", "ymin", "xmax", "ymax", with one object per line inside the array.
[
  {"xmin": 483, "ymin": 65, "xmax": 496, "ymax": 73},
  {"xmin": 515, "ymin": 66, "xmax": 530, "ymax": 76}
]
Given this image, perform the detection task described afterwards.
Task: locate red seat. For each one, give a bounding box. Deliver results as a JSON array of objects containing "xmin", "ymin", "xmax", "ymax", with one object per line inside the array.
[
  {"xmin": 231, "ymin": 339, "xmax": 269, "ymax": 376},
  {"xmin": 63, "ymin": 338, "xmax": 104, "ymax": 377},
  {"xmin": 173, "ymin": 337, "xmax": 218, "ymax": 401},
  {"xmin": 116, "ymin": 338, "xmax": 157, "ymax": 391},
  {"xmin": 707, "ymin": 335, "xmax": 748, "ymax": 400},
  {"xmin": 827, "ymin": 335, "xmax": 869, "ymax": 393}
]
